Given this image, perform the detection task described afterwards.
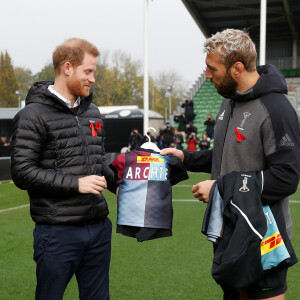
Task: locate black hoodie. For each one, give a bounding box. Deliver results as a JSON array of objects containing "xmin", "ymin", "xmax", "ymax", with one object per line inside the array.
[
  {"xmin": 183, "ymin": 64, "xmax": 300, "ymax": 291},
  {"xmin": 183, "ymin": 63, "xmax": 300, "ymax": 242}
]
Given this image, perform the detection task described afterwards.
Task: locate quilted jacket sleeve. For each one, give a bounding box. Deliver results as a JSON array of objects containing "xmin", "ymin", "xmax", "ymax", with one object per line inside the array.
[{"xmin": 11, "ymin": 107, "xmax": 79, "ymax": 196}]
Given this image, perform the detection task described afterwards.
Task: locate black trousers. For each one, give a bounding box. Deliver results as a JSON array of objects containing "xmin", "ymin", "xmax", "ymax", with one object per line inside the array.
[{"xmin": 33, "ymin": 218, "xmax": 112, "ymax": 300}]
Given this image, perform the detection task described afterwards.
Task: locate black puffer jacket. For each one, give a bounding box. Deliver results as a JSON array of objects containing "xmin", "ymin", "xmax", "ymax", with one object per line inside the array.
[{"xmin": 11, "ymin": 81, "xmax": 117, "ymax": 225}]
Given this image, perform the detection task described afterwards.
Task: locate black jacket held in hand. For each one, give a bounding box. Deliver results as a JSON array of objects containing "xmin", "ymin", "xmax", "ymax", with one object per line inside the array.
[
  {"xmin": 211, "ymin": 171, "xmax": 297, "ymax": 289},
  {"xmin": 11, "ymin": 81, "xmax": 117, "ymax": 225}
]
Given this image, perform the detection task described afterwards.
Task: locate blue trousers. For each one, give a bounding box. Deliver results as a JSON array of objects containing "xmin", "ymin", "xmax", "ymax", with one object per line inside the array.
[{"xmin": 33, "ymin": 218, "xmax": 112, "ymax": 300}]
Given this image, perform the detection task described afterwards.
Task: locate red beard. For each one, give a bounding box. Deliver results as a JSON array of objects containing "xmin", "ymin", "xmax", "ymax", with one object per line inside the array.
[{"xmin": 66, "ymin": 74, "xmax": 91, "ymax": 98}]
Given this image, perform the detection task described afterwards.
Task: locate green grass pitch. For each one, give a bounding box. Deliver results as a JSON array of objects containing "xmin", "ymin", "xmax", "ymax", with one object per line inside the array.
[{"xmin": 0, "ymin": 172, "xmax": 299, "ymax": 299}]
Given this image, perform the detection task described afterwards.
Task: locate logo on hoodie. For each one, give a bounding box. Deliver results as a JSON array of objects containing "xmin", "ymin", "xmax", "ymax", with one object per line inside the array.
[
  {"xmin": 237, "ymin": 112, "xmax": 251, "ymax": 130},
  {"xmin": 218, "ymin": 110, "xmax": 225, "ymax": 120},
  {"xmin": 280, "ymin": 134, "xmax": 294, "ymax": 147},
  {"xmin": 239, "ymin": 174, "xmax": 251, "ymax": 192}
]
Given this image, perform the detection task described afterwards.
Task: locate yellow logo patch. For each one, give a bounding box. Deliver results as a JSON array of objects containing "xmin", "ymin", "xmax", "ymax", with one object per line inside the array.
[
  {"xmin": 137, "ymin": 156, "xmax": 164, "ymax": 163},
  {"xmin": 261, "ymin": 232, "xmax": 284, "ymax": 255}
]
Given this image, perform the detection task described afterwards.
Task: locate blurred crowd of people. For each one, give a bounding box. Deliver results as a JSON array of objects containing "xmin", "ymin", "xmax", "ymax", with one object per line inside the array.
[{"xmin": 127, "ymin": 98, "xmax": 216, "ymax": 152}]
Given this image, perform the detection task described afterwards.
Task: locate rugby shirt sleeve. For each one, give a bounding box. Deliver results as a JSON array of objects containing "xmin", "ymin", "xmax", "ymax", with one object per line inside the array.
[
  {"xmin": 167, "ymin": 155, "xmax": 189, "ymax": 185},
  {"xmin": 110, "ymin": 153, "xmax": 126, "ymax": 180}
]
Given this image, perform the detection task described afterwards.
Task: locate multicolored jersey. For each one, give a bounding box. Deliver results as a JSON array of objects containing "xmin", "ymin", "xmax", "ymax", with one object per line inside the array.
[
  {"xmin": 261, "ymin": 205, "xmax": 290, "ymax": 270},
  {"xmin": 111, "ymin": 149, "xmax": 188, "ymax": 230}
]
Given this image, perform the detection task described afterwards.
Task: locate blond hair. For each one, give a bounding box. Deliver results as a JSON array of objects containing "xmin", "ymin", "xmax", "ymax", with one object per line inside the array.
[
  {"xmin": 53, "ymin": 38, "xmax": 99, "ymax": 74},
  {"xmin": 204, "ymin": 29, "xmax": 257, "ymax": 71}
]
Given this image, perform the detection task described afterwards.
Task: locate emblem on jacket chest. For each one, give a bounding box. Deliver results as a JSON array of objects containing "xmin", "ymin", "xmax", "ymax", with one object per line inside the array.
[
  {"xmin": 239, "ymin": 174, "xmax": 251, "ymax": 192},
  {"xmin": 237, "ymin": 112, "xmax": 251, "ymax": 131}
]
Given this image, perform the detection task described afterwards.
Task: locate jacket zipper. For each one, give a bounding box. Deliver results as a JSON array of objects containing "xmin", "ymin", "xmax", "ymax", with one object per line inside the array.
[
  {"xmin": 216, "ymin": 101, "xmax": 234, "ymax": 175},
  {"xmin": 75, "ymin": 115, "xmax": 92, "ymax": 174},
  {"xmin": 75, "ymin": 115, "xmax": 97, "ymax": 218}
]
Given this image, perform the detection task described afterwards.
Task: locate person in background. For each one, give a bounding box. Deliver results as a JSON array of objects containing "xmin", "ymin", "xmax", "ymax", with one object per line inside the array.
[
  {"xmin": 172, "ymin": 128, "xmax": 184, "ymax": 150},
  {"xmin": 156, "ymin": 129, "xmax": 164, "ymax": 149},
  {"xmin": 186, "ymin": 132, "xmax": 198, "ymax": 151},
  {"xmin": 139, "ymin": 130, "xmax": 156, "ymax": 147},
  {"xmin": 173, "ymin": 113, "xmax": 188, "ymax": 141},
  {"xmin": 199, "ymin": 133, "xmax": 210, "ymax": 151},
  {"xmin": 146, "ymin": 130, "xmax": 155, "ymax": 143},
  {"xmin": 185, "ymin": 123, "xmax": 198, "ymax": 141},
  {"xmin": 162, "ymin": 122, "xmax": 174, "ymax": 148},
  {"xmin": 181, "ymin": 98, "xmax": 195, "ymax": 124},
  {"xmin": 128, "ymin": 128, "xmax": 142, "ymax": 150},
  {"xmin": 161, "ymin": 28, "xmax": 300, "ymax": 300},
  {"xmin": 204, "ymin": 114, "xmax": 216, "ymax": 139},
  {"xmin": 11, "ymin": 38, "xmax": 118, "ymax": 300},
  {"xmin": 0, "ymin": 136, "xmax": 10, "ymax": 147}
]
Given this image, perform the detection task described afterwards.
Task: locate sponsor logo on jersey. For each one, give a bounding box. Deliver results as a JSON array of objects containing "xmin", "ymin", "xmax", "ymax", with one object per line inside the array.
[
  {"xmin": 261, "ymin": 232, "xmax": 284, "ymax": 255},
  {"xmin": 137, "ymin": 156, "xmax": 164, "ymax": 163},
  {"xmin": 280, "ymin": 134, "xmax": 294, "ymax": 147}
]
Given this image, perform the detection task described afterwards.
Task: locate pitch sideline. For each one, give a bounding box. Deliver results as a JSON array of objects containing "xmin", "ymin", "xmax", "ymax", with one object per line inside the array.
[
  {"xmin": 0, "ymin": 204, "xmax": 29, "ymax": 213},
  {"xmin": 1, "ymin": 200, "xmax": 300, "ymax": 214}
]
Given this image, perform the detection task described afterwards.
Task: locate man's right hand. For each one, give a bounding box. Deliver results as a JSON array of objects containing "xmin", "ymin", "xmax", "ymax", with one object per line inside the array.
[
  {"xmin": 160, "ymin": 148, "xmax": 184, "ymax": 162},
  {"xmin": 78, "ymin": 175, "xmax": 107, "ymax": 194}
]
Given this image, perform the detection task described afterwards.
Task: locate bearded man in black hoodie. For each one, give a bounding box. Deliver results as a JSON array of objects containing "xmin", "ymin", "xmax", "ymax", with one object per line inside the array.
[
  {"xmin": 11, "ymin": 38, "xmax": 118, "ymax": 300},
  {"xmin": 161, "ymin": 29, "xmax": 300, "ymax": 300}
]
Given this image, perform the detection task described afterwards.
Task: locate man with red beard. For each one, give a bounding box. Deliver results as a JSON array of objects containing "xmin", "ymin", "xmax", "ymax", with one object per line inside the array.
[
  {"xmin": 161, "ymin": 29, "xmax": 300, "ymax": 300},
  {"xmin": 11, "ymin": 38, "xmax": 118, "ymax": 300}
]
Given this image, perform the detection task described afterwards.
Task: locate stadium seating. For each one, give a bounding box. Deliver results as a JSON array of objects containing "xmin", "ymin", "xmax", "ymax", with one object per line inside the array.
[
  {"xmin": 281, "ymin": 68, "xmax": 300, "ymax": 78},
  {"xmin": 191, "ymin": 79, "xmax": 223, "ymax": 149}
]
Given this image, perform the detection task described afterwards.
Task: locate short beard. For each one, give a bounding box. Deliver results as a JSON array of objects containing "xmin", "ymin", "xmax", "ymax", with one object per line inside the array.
[
  {"xmin": 217, "ymin": 70, "xmax": 237, "ymax": 98},
  {"xmin": 66, "ymin": 72, "xmax": 89, "ymax": 98}
]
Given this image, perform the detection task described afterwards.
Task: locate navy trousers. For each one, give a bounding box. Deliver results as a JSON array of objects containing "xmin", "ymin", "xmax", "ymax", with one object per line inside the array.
[{"xmin": 33, "ymin": 218, "xmax": 112, "ymax": 300}]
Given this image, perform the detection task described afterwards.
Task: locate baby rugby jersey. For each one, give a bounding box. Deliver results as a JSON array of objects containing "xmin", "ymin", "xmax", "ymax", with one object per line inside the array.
[{"xmin": 111, "ymin": 149, "xmax": 188, "ymax": 241}]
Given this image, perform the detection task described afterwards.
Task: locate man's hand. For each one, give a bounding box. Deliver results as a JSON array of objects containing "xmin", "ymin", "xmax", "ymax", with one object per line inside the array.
[
  {"xmin": 160, "ymin": 148, "xmax": 184, "ymax": 162},
  {"xmin": 78, "ymin": 175, "xmax": 107, "ymax": 194},
  {"xmin": 192, "ymin": 180, "xmax": 216, "ymax": 203}
]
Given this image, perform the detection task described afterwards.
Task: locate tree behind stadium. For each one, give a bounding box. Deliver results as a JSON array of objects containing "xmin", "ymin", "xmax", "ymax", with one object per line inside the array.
[{"xmin": 0, "ymin": 51, "xmax": 19, "ymax": 107}]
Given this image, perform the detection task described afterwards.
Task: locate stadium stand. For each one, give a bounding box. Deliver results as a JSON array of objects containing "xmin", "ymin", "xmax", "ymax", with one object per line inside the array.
[
  {"xmin": 173, "ymin": 78, "xmax": 221, "ymax": 150},
  {"xmin": 191, "ymin": 79, "xmax": 222, "ymax": 149}
]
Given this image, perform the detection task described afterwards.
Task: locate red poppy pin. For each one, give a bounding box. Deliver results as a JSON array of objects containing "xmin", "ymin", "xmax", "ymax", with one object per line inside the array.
[
  {"xmin": 235, "ymin": 126, "xmax": 245, "ymax": 142},
  {"xmin": 89, "ymin": 121, "xmax": 102, "ymax": 137},
  {"xmin": 95, "ymin": 121, "xmax": 101, "ymax": 131}
]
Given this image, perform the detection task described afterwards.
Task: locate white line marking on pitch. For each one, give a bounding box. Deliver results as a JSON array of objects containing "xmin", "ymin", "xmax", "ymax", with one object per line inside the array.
[
  {"xmin": 173, "ymin": 199, "xmax": 300, "ymax": 203},
  {"xmin": 1, "ymin": 200, "xmax": 299, "ymax": 213},
  {"xmin": 173, "ymin": 199, "xmax": 199, "ymax": 202},
  {"xmin": 173, "ymin": 185, "xmax": 193, "ymax": 188},
  {"xmin": 0, "ymin": 204, "xmax": 29, "ymax": 213},
  {"xmin": 175, "ymin": 185, "xmax": 300, "ymax": 189}
]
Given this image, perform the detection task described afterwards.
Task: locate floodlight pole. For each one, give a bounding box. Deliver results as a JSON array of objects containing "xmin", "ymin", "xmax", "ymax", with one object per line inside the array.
[
  {"xmin": 167, "ymin": 86, "xmax": 172, "ymax": 121},
  {"xmin": 143, "ymin": 0, "xmax": 149, "ymax": 134},
  {"xmin": 15, "ymin": 90, "xmax": 23, "ymax": 108},
  {"xmin": 259, "ymin": 0, "xmax": 267, "ymax": 65}
]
